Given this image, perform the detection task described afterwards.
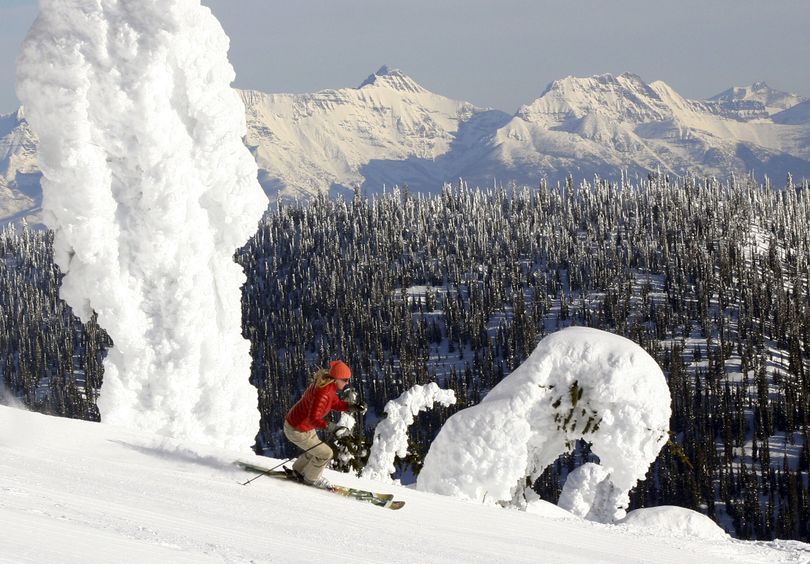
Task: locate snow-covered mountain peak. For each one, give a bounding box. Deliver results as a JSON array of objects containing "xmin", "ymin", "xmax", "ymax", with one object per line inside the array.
[
  {"xmin": 235, "ymin": 66, "xmax": 494, "ymax": 199},
  {"xmin": 358, "ymin": 65, "xmax": 427, "ymax": 94},
  {"xmin": 709, "ymin": 82, "xmax": 806, "ymax": 118},
  {"xmin": 517, "ymin": 73, "xmax": 672, "ymax": 127},
  {"xmin": 1, "ymin": 106, "xmax": 25, "ymax": 128},
  {"xmin": 536, "ymin": 72, "xmax": 652, "ymax": 101},
  {"xmin": 359, "ymin": 64, "xmax": 395, "ymax": 86}
]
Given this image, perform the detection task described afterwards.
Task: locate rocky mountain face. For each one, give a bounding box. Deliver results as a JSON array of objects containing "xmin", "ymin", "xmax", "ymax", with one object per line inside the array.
[
  {"xmin": 2, "ymin": 67, "xmax": 809, "ymax": 224},
  {"xmin": 0, "ymin": 107, "xmax": 41, "ymax": 224}
]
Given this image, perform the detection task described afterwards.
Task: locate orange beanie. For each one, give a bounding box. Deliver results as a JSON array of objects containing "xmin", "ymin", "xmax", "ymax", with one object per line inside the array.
[{"xmin": 329, "ymin": 360, "xmax": 352, "ymax": 380}]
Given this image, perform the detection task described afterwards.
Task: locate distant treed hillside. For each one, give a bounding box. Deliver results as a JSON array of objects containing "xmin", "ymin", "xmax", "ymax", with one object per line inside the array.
[
  {"xmin": 0, "ymin": 226, "xmax": 107, "ymax": 417},
  {"xmin": 1, "ymin": 174, "xmax": 809, "ymax": 541}
]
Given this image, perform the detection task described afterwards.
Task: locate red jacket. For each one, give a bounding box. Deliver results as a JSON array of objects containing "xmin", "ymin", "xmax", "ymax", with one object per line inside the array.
[{"xmin": 286, "ymin": 382, "xmax": 349, "ymax": 432}]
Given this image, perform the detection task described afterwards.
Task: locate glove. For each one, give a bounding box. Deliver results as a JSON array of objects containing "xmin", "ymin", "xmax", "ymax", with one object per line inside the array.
[
  {"xmin": 341, "ymin": 388, "xmax": 359, "ymax": 405},
  {"xmin": 348, "ymin": 400, "xmax": 367, "ymax": 416},
  {"xmin": 325, "ymin": 422, "xmax": 349, "ymax": 439}
]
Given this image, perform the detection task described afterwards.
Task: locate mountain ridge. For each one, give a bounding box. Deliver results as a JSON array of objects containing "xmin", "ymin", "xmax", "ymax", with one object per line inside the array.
[
  {"xmin": 709, "ymin": 81, "xmax": 807, "ymax": 119},
  {"xmin": 2, "ymin": 69, "xmax": 810, "ymax": 224}
]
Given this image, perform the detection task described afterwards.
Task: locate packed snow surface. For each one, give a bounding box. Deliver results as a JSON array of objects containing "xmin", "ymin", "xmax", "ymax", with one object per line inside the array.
[
  {"xmin": 15, "ymin": 0, "xmax": 267, "ymax": 449},
  {"xmin": 2, "ymin": 406, "xmax": 808, "ymax": 563},
  {"xmin": 361, "ymin": 382, "xmax": 456, "ymax": 483},
  {"xmin": 418, "ymin": 327, "xmax": 671, "ymax": 520}
]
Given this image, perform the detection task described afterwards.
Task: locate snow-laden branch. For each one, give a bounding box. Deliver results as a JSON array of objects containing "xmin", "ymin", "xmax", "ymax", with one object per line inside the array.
[{"xmin": 362, "ymin": 382, "xmax": 456, "ymax": 483}]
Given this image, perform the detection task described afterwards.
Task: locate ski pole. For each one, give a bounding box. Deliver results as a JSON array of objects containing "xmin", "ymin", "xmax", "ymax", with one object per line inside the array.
[
  {"xmin": 241, "ymin": 426, "xmax": 349, "ymax": 486},
  {"xmin": 240, "ymin": 441, "xmax": 325, "ymax": 486}
]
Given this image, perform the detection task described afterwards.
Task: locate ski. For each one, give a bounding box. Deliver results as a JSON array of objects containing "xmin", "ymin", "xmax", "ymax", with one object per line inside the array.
[{"xmin": 235, "ymin": 461, "xmax": 405, "ymax": 510}]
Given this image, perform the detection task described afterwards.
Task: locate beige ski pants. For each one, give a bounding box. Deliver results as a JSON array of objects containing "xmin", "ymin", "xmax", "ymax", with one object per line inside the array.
[{"xmin": 284, "ymin": 421, "xmax": 333, "ymax": 482}]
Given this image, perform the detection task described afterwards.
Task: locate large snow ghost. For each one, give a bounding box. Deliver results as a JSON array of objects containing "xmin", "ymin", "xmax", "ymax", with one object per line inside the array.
[
  {"xmin": 417, "ymin": 327, "xmax": 671, "ymax": 520},
  {"xmin": 16, "ymin": 1, "xmax": 268, "ymax": 449}
]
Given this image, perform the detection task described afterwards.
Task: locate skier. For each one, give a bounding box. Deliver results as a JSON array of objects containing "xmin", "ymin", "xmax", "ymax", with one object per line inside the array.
[{"xmin": 284, "ymin": 360, "xmax": 367, "ymax": 487}]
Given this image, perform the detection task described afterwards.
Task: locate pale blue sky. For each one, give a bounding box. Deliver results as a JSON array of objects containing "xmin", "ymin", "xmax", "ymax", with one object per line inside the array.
[{"xmin": 1, "ymin": 0, "xmax": 809, "ymax": 114}]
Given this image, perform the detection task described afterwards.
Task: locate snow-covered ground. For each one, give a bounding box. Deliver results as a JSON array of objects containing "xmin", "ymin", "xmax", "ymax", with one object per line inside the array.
[{"xmin": 1, "ymin": 405, "xmax": 808, "ymax": 564}]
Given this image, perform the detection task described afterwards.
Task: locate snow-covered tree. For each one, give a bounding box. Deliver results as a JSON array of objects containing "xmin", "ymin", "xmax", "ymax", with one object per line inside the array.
[
  {"xmin": 417, "ymin": 327, "xmax": 671, "ymax": 522},
  {"xmin": 362, "ymin": 383, "xmax": 456, "ymax": 483}
]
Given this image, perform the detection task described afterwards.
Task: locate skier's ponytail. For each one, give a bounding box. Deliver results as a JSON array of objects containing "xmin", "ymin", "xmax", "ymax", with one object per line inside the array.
[{"xmin": 312, "ymin": 368, "xmax": 334, "ymax": 388}]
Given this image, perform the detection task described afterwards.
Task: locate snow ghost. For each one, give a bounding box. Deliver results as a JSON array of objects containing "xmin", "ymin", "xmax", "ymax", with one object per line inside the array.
[
  {"xmin": 417, "ymin": 327, "xmax": 671, "ymax": 521},
  {"xmin": 362, "ymin": 382, "xmax": 456, "ymax": 484},
  {"xmin": 16, "ymin": 1, "xmax": 268, "ymax": 449}
]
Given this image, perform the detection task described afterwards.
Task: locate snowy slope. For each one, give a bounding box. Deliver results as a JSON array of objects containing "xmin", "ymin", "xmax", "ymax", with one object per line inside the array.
[
  {"xmin": 774, "ymin": 100, "xmax": 810, "ymax": 126},
  {"xmin": 2, "ymin": 405, "xmax": 809, "ymax": 564}
]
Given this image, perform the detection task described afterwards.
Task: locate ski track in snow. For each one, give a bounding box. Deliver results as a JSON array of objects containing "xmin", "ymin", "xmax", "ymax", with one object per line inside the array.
[{"xmin": 2, "ymin": 406, "xmax": 809, "ymax": 563}]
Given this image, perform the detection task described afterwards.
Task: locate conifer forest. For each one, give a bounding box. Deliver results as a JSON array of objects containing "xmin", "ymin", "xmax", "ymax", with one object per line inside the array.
[{"xmin": 1, "ymin": 173, "xmax": 809, "ymax": 541}]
